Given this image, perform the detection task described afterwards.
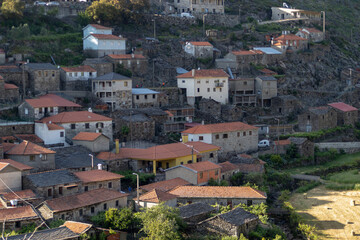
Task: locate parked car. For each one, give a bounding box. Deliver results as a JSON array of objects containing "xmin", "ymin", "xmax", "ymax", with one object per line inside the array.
[
  {"xmin": 34, "ymin": 1, "xmax": 46, "ymax": 5},
  {"xmin": 181, "ymin": 12, "xmax": 195, "ymax": 18},
  {"xmin": 258, "ymin": 140, "xmax": 270, "ymax": 148},
  {"xmin": 46, "ymin": 1, "xmax": 60, "ymax": 6}
]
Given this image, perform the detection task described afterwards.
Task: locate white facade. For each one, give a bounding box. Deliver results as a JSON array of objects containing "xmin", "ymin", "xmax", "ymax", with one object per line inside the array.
[
  {"xmin": 35, "ymin": 122, "xmax": 66, "ymax": 146},
  {"xmin": 184, "ymin": 43, "xmax": 213, "ymax": 58},
  {"xmin": 83, "ymin": 25, "xmax": 112, "ymax": 38},
  {"xmin": 187, "ymin": 133, "xmax": 212, "ymax": 144},
  {"xmin": 0, "ymin": 165, "xmax": 22, "ymax": 192},
  {"xmin": 83, "ymin": 35, "xmax": 126, "ymax": 52},
  {"xmin": 63, "ymin": 70, "xmax": 97, "ymax": 81}
]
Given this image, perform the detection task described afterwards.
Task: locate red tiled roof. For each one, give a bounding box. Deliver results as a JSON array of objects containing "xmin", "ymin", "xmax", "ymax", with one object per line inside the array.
[
  {"xmin": 232, "ymin": 50, "xmax": 263, "ymax": 56},
  {"xmin": 219, "ymin": 161, "xmax": 239, "ymax": 173},
  {"xmin": 5, "ymin": 141, "xmax": 55, "ymax": 155},
  {"xmin": 74, "ymin": 170, "xmax": 124, "ymax": 183},
  {"xmin": 176, "ymin": 69, "xmax": 229, "ymax": 78},
  {"xmin": 91, "ymin": 34, "xmax": 125, "ymax": 40},
  {"xmin": 183, "ymin": 161, "xmax": 220, "ymax": 172},
  {"xmin": 4, "ymin": 83, "xmax": 18, "ymax": 89},
  {"xmin": 168, "ymin": 186, "xmax": 266, "ymax": 199},
  {"xmin": 25, "ymin": 94, "xmax": 81, "ymax": 108},
  {"xmin": 303, "ymin": 28, "xmax": 322, "ymax": 33},
  {"xmin": 259, "ymin": 68, "xmax": 277, "ymax": 75},
  {"xmin": 237, "ymin": 163, "xmax": 264, "ymax": 174},
  {"xmin": 1, "ymin": 189, "xmax": 37, "ymax": 201},
  {"xmin": 61, "ymin": 65, "xmax": 96, "ymax": 73},
  {"xmin": 2, "ymin": 143, "xmax": 15, "ymax": 153},
  {"xmin": 136, "ymin": 189, "xmax": 177, "ymax": 203},
  {"xmin": 275, "ymin": 34, "xmax": 307, "ymax": 41},
  {"xmin": 45, "ymin": 189, "xmax": 128, "ymax": 212},
  {"xmin": 15, "ymin": 134, "xmax": 44, "ymax": 144},
  {"xmin": 0, "ymin": 206, "xmax": 39, "ymax": 221},
  {"xmin": 62, "ymin": 221, "xmax": 92, "ymax": 234},
  {"xmin": 165, "ymin": 110, "xmax": 174, "ymax": 117},
  {"xmin": 96, "ymin": 151, "xmax": 128, "ymax": 161},
  {"xmin": 107, "ymin": 54, "xmax": 145, "ymax": 59},
  {"xmin": 239, "ymin": 154, "xmax": 253, "ymax": 159},
  {"xmin": 189, "ymin": 41, "xmax": 213, "ymax": 47},
  {"xmin": 47, "ymin": 123, "xmax": 64, "ymax": 130},
  {"xmin": 328, "ymin": 102, "xmax": 358, "ymax": 112},
  {"xmin": 182, "ymin": 122, "xmax": 257, "ymax": 134},
  {"xmin": 1, "ymin": 136, "xmax": 17, "ymax": 142},
  {"xmin": 40, "ymin": 111, "xmax": 112, "ymax": 124},
  {"xmin": 72, "ymin": 132, "xmax": 103, "ymax": 141},
  {"xmin": 89, "ymin": 24, "xmax": 112, "ymax": 30},
  {"xmin": 0, "ymin": 65, "xmax": 17, "ymax": 70},
  {"xmin": 140, "ymin": 177, "xmax": 191, "ymax": 192},
  {"xmin": 275, "ymin": 139, "xmax": 291, "ymax": 146}
]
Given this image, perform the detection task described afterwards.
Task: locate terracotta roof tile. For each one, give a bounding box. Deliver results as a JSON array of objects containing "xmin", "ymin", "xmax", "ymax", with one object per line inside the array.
[
  {"xmin": 62, "ymin": 221, "xmax": 92, "ymax": 234},
  {"xmin": 237, "ymin": 163, "xmax": 264, "ymax": 173},
  {"xmin": 182, "ymin": 122, "xmax": 257, "ymax": 134},
  {"xmin": 168, "ymin": 186, "xmax": 266, "ymax": 199},
  {"xmin": 45, "ymin": 189, "xmax": 128, "ymax": 212},
  {"xmin": 1, "ymin": 189, "xmax": 37, "ymax": 201},
  {"xmin": 232, "ymin": 50, "xmax": 263, "ymax": 56},
  {"xmin": 259, "ymin": 68, "xmax": 277, "ymax": 75},
  {"xmin": 183, "ymin": 161, "xmax": 220, "ymax": 172},
  {"xmin": 0, "ymin": 206, "xmax": 39, "ymax": 221},
  {"xmin": 0, "ymin": 162, "xmax": 10, "ymax": 171},
  {"xmin": 4, "ymin": 83, "xmax": 18, "ymax": 89},
  {"xmin": 239, "ymin": 154, "xmax": 253, "ymax": 159},
  {"xmin": 2, "ymin": 143, "xmax": 15, "ymax": 153},
  {"xmin": 15, "ymin": 134, "xmax": 44, "ymax": 144},
  {"xmin": 25, "ymin": 94, "xmax": 81, "ymax": 108},
  {"xmin": 46, "ymin": 123, "xmax": 64, "ymax": 130},
  {"xmin": 89, "ymin": 24, "xmax": 112, "ymax": 30},
  {"xmin": 219, "ymin": 161, "xmax": 239, "ymax": 173},
  {"xmin": 136, "ymin": 189, "xmax": 177, "ymax": 203},
  {"xmin": 140, "ymin": 177, "xmax": 191, "ymax": 192},
  {"xmin": 96, "ymin": 151, "xmax": 128, "ymax": 161},
  {"xmin": 275, "ymin": 139, "xmax": 291, "ymax": 146},
  {"xmin": 0, "ymin": 159, "xmax": 33, "ymax": 171},
  {"xmin": 177, "ymin": 69, "xmax": 229, "ymax": 78},
  {"xmin": 328, "ymin": 102, "xmax": 358, "ymax": 112},
  {"xmin": 40, "ymin": 111, "xmax": 112, "ymax": 124},
  {"xmin": 5, "ymin": 141, "xmax": 55, "ymax": 155},
  {"xmin": 61, "ymin": 65, "xmax": 96, "ymax": 73},
  {"xmin": 1, "ymin": 136, "xmax": 17, "ymax": 142},
  {"xmin": 74, "ymin": 170, "xmax": 124, "ymax": 183},
  {"xmin": 275, "ymin": 34, "xmax": 307, "ymax": 41},
  {"xmin": 72, "ymin": 132, "xmax": 103, "ymax": 141},
  {"xmin": 303, "ymin": 28, "xmax": 322, "ymax": 33},
  {"xmin": 91, "ymin": 34, "xmax": 126, "ymax": 40},
  {"xmin": 107, "ymin": 54, "xmax": 145, "ymax": 59},
  {"xmin": 189, "ymin": 41, "xmax": 213, "ymax": 47}
]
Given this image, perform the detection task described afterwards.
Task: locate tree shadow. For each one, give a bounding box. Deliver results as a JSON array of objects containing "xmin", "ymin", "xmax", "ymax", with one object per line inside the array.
[{"xmin": 306, "ymin": 220, "xmax": 346, "ymax": 230}]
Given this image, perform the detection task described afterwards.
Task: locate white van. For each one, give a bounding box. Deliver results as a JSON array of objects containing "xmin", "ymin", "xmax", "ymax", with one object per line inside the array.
[
  {"xmin": 258, "ymin": 140, "xmax": 270, "ymax": 147},
  {"xmin": 181, "ymin": 12, "xmax": 195, "ymax": 18}
]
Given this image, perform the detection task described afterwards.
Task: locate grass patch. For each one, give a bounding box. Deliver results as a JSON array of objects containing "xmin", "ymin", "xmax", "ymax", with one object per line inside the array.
[
  {"xmin": 296, "ymin": 181, "xmax": 322, "ymax": 193},
  {"xmin": 328, "ymin": 169, "xmax": 360, "ymax": 184}
]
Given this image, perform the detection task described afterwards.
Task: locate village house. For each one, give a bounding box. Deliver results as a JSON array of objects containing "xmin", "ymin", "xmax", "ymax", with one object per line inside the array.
[
  {"xmin": 105, "ymin": 54, "xmax": 148, "ymax": 76},
  {"xmin": 272, "ymin": 34, "xmax": 308, "ymax": 53},
  {"xmin": 289, "ymin": 137, "xmax": 315, "ymax": 158},
  {"xmin": 216, "ymin": 50, "xmax": 263, "ymax": 74},
  {"xmin": 252, "ymin": 47, "xmax": 283, "ymax": 64},
  {"xmin": 182, "ymin": 122, "xmax": 259, "ymax": 153},
  {"xmin": 296, "ymin": 28, "xmax": 325, "ymax": 42},
  {"xmin": 14, "ymin": 134, "xmax": 44, "ymax": 146},
  {"xmin": 0, "ymin": 74, "xmax": 19, "ymax": 103},
  {"xmin": 72, "ymin": 132, "xmax": 110, "ymax": 152},
  {"xmin": 0, "ymin": 189, "xmax": 40, "ymax": 208},
  {"xmin": 0, "ymin": 206, "xmax": 40, "ymax": 230},
  {"xmin": 255, "ymin": 75, "xmax": 278, "ymax": 107},
  {"xmin": 96, "ymin": 150, "xmax": 133, "ymax": 173},
  {"xmin": 82, "ymin": 58, "xmax": 113, "ymax": 77},
  {"xmin": 60, "ymin": 65, "xmax": 97, "ymax": 91},
  {"xmin": 36, "ymin": 189, "xmax": 128, "ymax": 221},
  {"xmin": 0, "ymin": 65, "xmax": 29, "ymax": 95},
  {"xmin": 177, "ymin": 69, "xmax": 229, "ymax": 106},
  {"xmin": 18, "ymin": 93, "xmax": 82, "ymax": 121},
  {"xmin": 35, "ymin": 122, "xmax": 66, "ymax": 147},
  {"xmin": 298, "ymin": 106, "xmax": 337, "ymax": 132},
  {"xmin": 173, "ymin": 0, "xmax": 224, "ymax": 14},
  {"xmin": 4, "ymin": 141, "xmax": 56, "ymax": 172},
  {"xmin": 24, "ymin": 63, "xmax": 60, "ymax": 95},
  {"xmin": 168, "ymin": 186, "xmax": 267, "ymax": 206},
  {"xmin": 23, "ymin": 169, "xmax": 81, "ymax": 199},
  {"xmin": 92, "ymin": 72, "xmax": 132, "ymax": 110},
  {"xmin": 229, "ymin": 77, "xmax": 257, "ymax": 106},
  {"xmin": 115, "ymin": 112, "xmax": 155, "ymax": 141},
  {"xmin": 139, "ymin": 177, "xmax": 191, "ymax": 193},
  {"xmin": 74, "ymin": 169, "xmax": 123, "ymax": 193},
  {"xmin": 0, "ymin": 158, "xmax": 33, "ymax": 176},
  {"xmin": 271, "ymin": 95, "xmax": 301, "ymax": 116},
  {"xmin": 163, "ymin": 105, "xmax": 195, "ymax": 132},
  {"xmin": 179, "ymin": 202, "xmax": 216, "ymax": 224},
  {"xmin": 184, "ymin": 42, "xmax": 214, "ymax": 59},
  {"xmin": 165, "ymin": 161, "xmax": 221, "ymax": 185},
  {"xmin": 135, "ymin": 189, "xmax": 178, "ymax": 208},
  {"xmin": 328, "ymin": 102, "xmax": 358, "ymax": 127},
  {"xmin": 132, "ymin": 88, "xmax": 160, "ymax": 108},
  {"xmin": 83, "ymin": 24, "xmax": 112, "ymax": 38},
  {"xmin": 0, "ymin": 162, "xmax": 23, "ymax": 192},
  {"xmin": 0, "ymin": 120, "xmax": 34, "ymax": 137},
  {"xmin": 218, "ymin": 161, "xmax": 240, "ymax": 181},
  {"xmin": 271, "ymin": 7, "xmax": 302, "ymax": 20},
  {"xmin": 39, "ymin": 110, "xmax": 113, "ymax": 141},
  {"xmin": 231, "ymin": 154, "xmax": 266, "ymax": 174},
  {"xmin": 197, "ymin": 207, "xmax": 259, "ymax": 237}
]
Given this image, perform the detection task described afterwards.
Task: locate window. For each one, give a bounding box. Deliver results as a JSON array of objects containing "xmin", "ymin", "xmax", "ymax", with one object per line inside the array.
[
  {"xmin": 247, "ymin": 200, "xmax": 252, "ymax": 206},
  {"xmin": 74, "ymin": 72, "xmax": 77, "ymax": 77},
  {"xmin": 199, "ymin": 136, "xmax": 204, "ymax": 140},
  {"xmin": 124, "ymin": 81, "xmax": 128, "ymax": 87},
  {"xmin": 96, "ymin": 123, "xmax": 104, "ymax": 128},
  {"xmin": 197, "ymin": 88, "xmax": 200, "ymax": 92},
  {"xmin": 249, "ymin": 131, "xmax": 252, "ymax": 135},
  {"xmin": 215, "ymin": 134, "xmax": 219, "ymax": 139},
  {"xmin": 243, "ymin": 131, "xmax": 246, "ymax": 136},
  {"xmin": 59, "ymin": 187, "xmax": 63, "ymax": 195},
  {"xmin": 215, "ymin": 170, "xmax": 219, "ymax": 175},
  {"xmin": 49, "ymin": 107, "xmax": 53, "ymax": 113},
  {"xmin": 207, "ymin": 88, "xmax": 210, "ymax": 92},
  {"xmin": 145, "ymin": 95, "xmax": 148, "ymax": 99},
  {"xmin": 237, "ymin": 132, "xmax": 240, "ymax": 137},
  {"xmin": 52, "ymin": 71, "xmax": 55, "ymax": 77},
  {"xmin": 84, "ymin": 186, "xmax": 88, "ymax": 192},
  {"xmin": 108, "ymin": 182, "xmax": 112, "ymax": 189},
  {"xmin": 30, "ymin": 155, "xmax": 35, "ymax": 161},
  {"xmin": 180, "ymin": 162, "xmax": 183, "ymax": 165},
  {"xmin": 136, "ymin": 95, "xmax": 139, "ymax": 100},
  {"xmin": 60, "ymin": 132, "xmax": 64, "ymax": 137},
  {"xmin": 69, "ymin": 73, "xmax": 72, "ymax": 77},
  {"xmin": 15, "ymin": 221, "xmax": 21, "ymax": 228},
  {"xmin": 61, "ymin": 214, "xmax": 65, "ymax": 220},
  {"xmin": 25, "ymin": 108, "xmax": 28, "ymax": 115},
  {"xmin": 41, "ymin": 155, "xmax": 47, "ymax": 161},
  {"xmin": 182, "ymin": 80, "xmax": 185, "ymax": 83},
  {"xmin": 116, "ymin": 200, "xmax": 119, "ymax": 207},
  {"xmin": 213, "ymin": 88, "xmax": 216, "ymax": 92},
  {"xmin": 71, "ymin": 124, "xmax": 76, "ymax": 129},
  {"xmin": 200, "ymin": 172, "xmax": 203, "ymax": 179},
  {"xmin": 210, "ymin": 153, "xmax": 214, "ymax": 158},
  {"xmin": 223, "ymin": 134, "xmax": 228, "ymax": 139},
  {"xmin": 79, "ymin": 209, "xmax": 83, "ymax": 216},
  {"xmin": 108, "ymin": 82, "xmax": 112, "ymax": 87},
  {"xmin": 45, "ymin": 71, "xmax": 48, "ymax": 77},
  {"xmin": 103, "ymin": 203, "xmax": 107, "ymax": 210},
  {"xmin": 48, "ymin": 188, "xmax": 52, "ymax": 197},
  {"xmin": 91, "ymin": 207, "xmax": 95, "ymax": 213},
  {"xmin": 85, "ymin": 123, "xmax": 90, "ymax": 129},
  {"xmin": 153, "ymin": 94, "xmax": 156, "ymax": 99},
  {"xmin": 39, "ymin": 108, "xmax": 43, "ymax": 113},
  {"xmin": 99, "ymin": 184, "xmax": 103, "ymax": 188}
]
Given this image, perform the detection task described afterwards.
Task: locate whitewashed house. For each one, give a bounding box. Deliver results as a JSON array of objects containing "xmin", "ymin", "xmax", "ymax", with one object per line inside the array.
[
  {"xmin": 82, "ymin": 24, "xmax": 112, "ymax": 38},
  {"xmin": 35, "ymin": 122, "xmax": 66, "ymax": 147},
  {"xmin": 184, "ymin": 42, "xmax": 213, "ymax": 58},
  {"xmin": 61, "ymin": 66, "xmax": 97, "ymax": 81},
  {"xmin": 177, "ymin": 69, "xmax": 229, "ymax": 106}
]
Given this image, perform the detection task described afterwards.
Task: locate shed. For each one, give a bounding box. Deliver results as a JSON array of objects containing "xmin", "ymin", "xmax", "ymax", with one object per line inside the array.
[{"xmin": 72, "ymin": 132, "xmax": 110, "ymax": 152}]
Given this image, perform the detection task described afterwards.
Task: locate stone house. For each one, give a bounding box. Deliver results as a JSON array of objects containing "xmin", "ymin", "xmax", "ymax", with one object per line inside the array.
[
  {"xmin": 140, "ymin": 177, "xmax": 191, "ymax": 193},
  {"xmin": 182, "ymin": 122, "xmax": 259, "ymax": 153},
  {"xmin": 74, "ymin": 169, "xmax": 123, "ymax": 193},
  {"xmin": 96, "ymin": 151, "xmax": 133, "ymax": 172},
  {"xmin": 229, "ymin": 78, "xmax": 256, "ymax": 106},
  {"xmin": 198, "ymin": 98, "xmax": 221, "ymax": 119},
  {"xmin": 272, "ymin": 34, "xmax": 308, "ymax": 53},
  {"xmin": 23, "ymin": 169, "xmax": 81, "ymax": 199},
  {"xmin": 298, "ymin": 106, "xmax": 337, "ymax": 132},
  {"xmin": 168, "ymin": 186, "xmax": 267, "ymax": 206},
  {"xmin": 0, "ymin": 121, "xmax": 34, "ymax": 137},
  {"xmin": 0, "ymin": 65, "xmax": 29, "ymax": 95},
  {"xmin": 252, "ymin": 47, "xmax": 283, "ymax": 65},
  {"xmin": 0, "ymin": 158, "xmax": 33, "ymax": 176},
  {"xmin": 179, "ymin": 202, "xmax": 216, "ymax": 224},
  {"xmin": 132, "ymin": 88, "xmax": 160, "ymax": 108},
  {"xmin": 296, "ymin": 28, "xmax": 324, "ymax": 43},
  {"xmin": 271, "ymin": 7, "xmax": 302, "ymax": 20},
  {"xmin": 18, "ymin": 93, "xmax": 82, "ymax": 121},
  {"xmin": 165, "ymin": 161, "xmax": 221, "ymax": 185},
  {"xmin": 255, "ymin": 75, "xmax": 278, "ymax": 107},
  {"xmin": 35, "ymin": 122, "xmax": 66, "ymax": 147},
  {"xmin": 39, "ymin": 110, "xmax": 113, "ymax": 141},
  {"xmin": 173, "ymin": 0, "xmax": 224, "ymax": 14},
  {"xmin": 0, "ymin": 162, "xmax": 22, "ymax": 192},
  {"xmin": 72, "ymin": 132, "xmax": 110, "ymax": 152},
  {"xmin": 271, "ymin": 95, "xmax": 301, "ymax": 116},
  {"xmin": 231, "ymin": 154, "xmax": 266, "ymax": 174},
  {"xmin": 60, "ymin": 65, "xmax": 97, "ymax": 91},
  {"xmin": 0, "ymin": 75, "xmax": 19, "ymax": 103},
  {"xmin": 24, "ymin": 63, "xmax": 60, "ymax": 95},
  {"xmin": 0, "ymin": 206, "xmax": 40, "ymax": 230},
  {"xmin": 328, "ymin": 102, "xmax": 358, "ymax": 127},
  {"xmin": 197, "ymin": 207, "xmax": 259, "ymax": 237},
  {"xmin": 289, "ymin": 137, "xmax": 314, "ymax": 158},
  {"xmin": 105, "ymin": 54, "xmax": 148, "ymax": 76},
  {"xmin": 14, "ymin": 134, "xmax": 44, "ymax": 146},
  {"xmin": 92, "ymin": 72, "xmax": 132, "ymax": 110},
  {"xmin": 177, "ymin": 69, "xmax": 229, "ymax": 106},
  {"xmin": 135, "ymin": 189, "xmax": 178, "ymax": 208},
  {"xmin": 184, "ymin": 42, "xmax": 214, "ymax": 59},
  {"xmin": 215, "ymin": 50, "xmax": 263, "ymax": 74},
  {"xmin": 4, "ymin": 141, "xmax": 56, "ymax": 172},
  {"xmin": 36, "ymin": 189, "xmax": 128, "ymax": 221},
  {"xmin": 0, "ymin": 189, "xmax": 40, "ymax": 208},
  {"xmin": 218, "ymin": 161, "xmax": 240, "ymax": 181},
  {"xmin": 114, "ymin": 113, "xmax": 155, "ymax": 141},
  {"xmin": 163, "ymin": 106, "xmax": 195, "ymax": 133},
  {"xmin": 82, "ymin": 58, "xmax": 113, "ymax": 77}
]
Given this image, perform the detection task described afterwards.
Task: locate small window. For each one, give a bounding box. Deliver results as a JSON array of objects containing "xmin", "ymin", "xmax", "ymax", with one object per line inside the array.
[
  {"xmin": 243, "ymin": 131, "xmax": 246, "ymax": 136},
  {"xmin": 84, "ymin": 186, "xmax": 88, "ymax": 192},
  {"xmin": 182, "ymin": 80, "xmax": 185, "ymax": 83},
  {"xmin": 116, "ymin": 200, "xmax": 119, "ymax": 207},
  {"xmin": 153, "ymin": 94, "xmax": 156, "ymax": 99},
  {"xmin": 197, "ymin": 88, "xmax": 200, "ymax": 92},
  {"xmin": 91, "ymin": 207, "xmax": 95, "ymax": 213},
  {"xmin": 103, "ymin": 203, "xmax": 107, "ymax": 210},
  {"xmin": 206, "ymin": 80, "xmax": 209, "ymax": 84},
  {"xmin": 223, "ymin": 134, "xmax": 228, "ymax": 139},
  {"xmin": 237, "ymin": 132, "xmax": 240, "ymax": 137},
  {"xmin": 200, "ymin": 172, "xmax": 203, "ymax": 178},
  {"xmin": 197, "ymin": 80, "xmax": 201, "ymax": 84},
  {"xmin": 71, "ymin": 124, "xmax": 76, "ymax": 129},
  {"xmin": 61, "ymin": 214, "xmax": 65, "ymax": 220},
  {"xmin": 124, "ymin": 81, "xmax": 128, "ymax": 87},
  {"xmin": 215, "ymin": 134, "xmax": 219, "ymax": 139},
  {"xmin": 136, "ymin": 95, "xmax": 139, "ymax": 100},
  {"xmin": 30, "ymin": 155, "xmax": 35, "ymax": 161},
  {"xmin": 215, "ymin": 170, "xmax": 219, "ymax": 176},
  {"xmin": 180, "ymin": 162, "xmax": 184, "ymax": 165},
  {"xmin": 99, "ymin": 184, "xmax": 103, "ymax": 188},
  {"xmin": 15, "ymin": 221, "xmax": 21, "ymax": 228},
  {"xmin": 48, "ymin": 188, "xmax": 52, "ymax": 197},
  {"xmin": 59, "ymin": 187, "xmax": 63, "ymax": 195},
  {"xmin": 213, "ymin": 88, "xmax": 216, "ymax": 92},
  {"xmin": 199, "ymin": 136, "xmax": 204, "ymax": 140},
  {"xmin": 52, "ymin": 71, "xmax": 55, "ymax": 77},
  {"xmin": 25, "ymin": 108, "xmax": 29, "ymax": 115},
  {"xmin": 85, "ymin": 123, "xmax": 90, "ymax": 129},
  {"xmin": 243, "ymin": 81, "xmax": 247, "ymax": 85},
  {"xmin": 79, "ymin": 209, "xmax": 83, "ymax": 216},
  {"xmin": 207, "ymin": 88, "xmax": 210, "ymax": 92},
  {"xmin": 60, "ymin": 132, "xmax": 64, "ymax": 137},
  {"xmin": 145, "ymin": 95, "xmax": 148, "ymax": 99},
  {"xmin": 210, "ymin": 153, "xmax": 214, "ymax": 158},
  {"xmin": 249, "ymin": 131, "xmax": 252, "ymax": 136},
  {"xmin": 108, "ymin": 182, "xmax": 112, "ymax": 189}
]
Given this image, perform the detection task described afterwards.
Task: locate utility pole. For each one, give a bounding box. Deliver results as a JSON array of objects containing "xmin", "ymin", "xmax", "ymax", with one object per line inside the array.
[
  {"xmin": 321, "ymin": 11, "xmax": 325, "ymax": 36},
  {"xmin": 152, "ymin": 19, "xmax": 156, "ymax": 39},
  {"xmin": 132, "ymin": 173, "xmax": 139, "ymax": 210},
  {"xmin": 203, "ymin": 14, "xmax": 207, "ymax": 38},
  {"xmin": 152, "ymin": 59, "xmax": 155, "ymax": 87},
  {"xmin": 275, "ymin": 118, "xmax": 280, "ymax": 154}
]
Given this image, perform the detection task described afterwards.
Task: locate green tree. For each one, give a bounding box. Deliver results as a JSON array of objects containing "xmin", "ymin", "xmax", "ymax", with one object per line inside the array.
[
  {"xmin": 105, "ymin": 208, "xmax": 138, "ymax": 231},
  {"xmin": 235, "ymin": 203, "xmax": 268, "ymax": 224},
  {"xmin": 1, "ymin": 0, "xmax": 24, "ymax": 19},
  {"xmin": 8, "ymin": 23, "xmax": 30, "ymax": 40},
  {"xmin": 270, "ymin": 154, "xmax": 283, "ymax": 167},
  {"xmin": 230, "ymin": 172, "xmax": 244, "ymax": 186},
  {"xmin": 85, "ymin": 0, "xmax": 119, "ymax": 24},
  {"xmin": 137, "ymin": 204, "xmax": 185, "ymax": 240},
  {"xmin": 298, "ymin": 223, "xmax": 318, "ymax": 240},
  {"xmin": 115, "ymin": 63, "xmax": 132, "ymax": 77}
]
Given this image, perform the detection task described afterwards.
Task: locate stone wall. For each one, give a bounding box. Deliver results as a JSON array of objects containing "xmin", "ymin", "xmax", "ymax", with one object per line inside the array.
[
  {"xmin": 0, "ymin": 122, "xmax": 34, "ymax": 137},
  {"xmin": 315, "ymin": 142, "xmax": 360, "ymax": 153},
  {"xmin": 150, "ymin": 87, "xmax": 183, "ymax": 106}
]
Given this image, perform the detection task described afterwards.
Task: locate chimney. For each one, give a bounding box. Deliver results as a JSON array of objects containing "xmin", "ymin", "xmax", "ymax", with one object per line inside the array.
[
  {"xmin": 115, "ymin": 139, "xmax": 119, "ymax": 154},
  {"xmin": 192, "ymin": 69, "xmax": 195, "ymax": 77},
  {"xmin": 131, "ymin": 53, "xmax": 135, "ymax": 58},
  {"xmin": 97, "ymin": 163, "xmax": 102, "ymax": 170},
  {"xmin": 88, "ymin": 107, "xmax": 92, "ymax": 112},
  {"xmin": 201, "ymin": 120, "xmax": 204, "ymax": 125}
]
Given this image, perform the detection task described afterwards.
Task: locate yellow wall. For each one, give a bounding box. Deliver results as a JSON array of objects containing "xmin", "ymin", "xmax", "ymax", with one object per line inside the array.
[{"xmin": 182, "ymin": 135, "xmax": 188, "ymax": 143}]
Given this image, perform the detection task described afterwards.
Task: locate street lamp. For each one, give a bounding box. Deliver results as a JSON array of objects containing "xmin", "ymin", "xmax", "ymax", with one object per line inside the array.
[
  {"xmin": 132, "ymin": 173, "xmax": 139, "ymax": 210},
  {"xmin": 88, "ymin": 154, "xmax": 94, "ymax": 169}
]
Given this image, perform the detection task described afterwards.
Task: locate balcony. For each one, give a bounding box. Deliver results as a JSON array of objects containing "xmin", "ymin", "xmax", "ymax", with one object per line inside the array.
[{"xmin": 215, "ymin": 82, "xmax": 224, "ymax": 87}]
